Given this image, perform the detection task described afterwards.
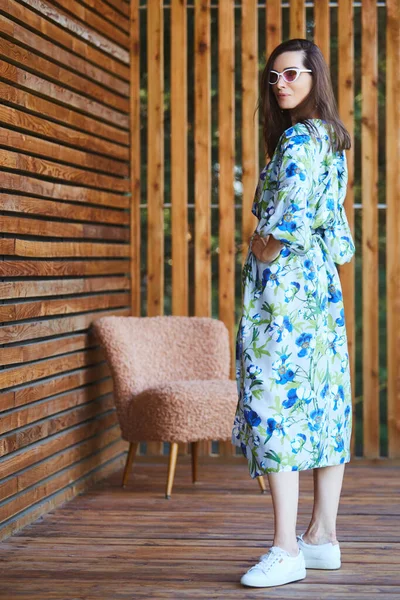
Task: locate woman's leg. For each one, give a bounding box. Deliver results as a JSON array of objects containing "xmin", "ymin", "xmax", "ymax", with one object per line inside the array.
[
  {"xmin": 267, "ymin": 471, "xmax": 300, "ymax": 556},
  {"xmin": 303, "ymin": 464, "xmax": 345, "ymax": 545}
]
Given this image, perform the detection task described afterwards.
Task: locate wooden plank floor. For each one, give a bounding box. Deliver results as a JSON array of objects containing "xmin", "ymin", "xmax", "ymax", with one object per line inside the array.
[{"xmin": 0, "ymin": 457, "xmax": 400, "ymax": 599}]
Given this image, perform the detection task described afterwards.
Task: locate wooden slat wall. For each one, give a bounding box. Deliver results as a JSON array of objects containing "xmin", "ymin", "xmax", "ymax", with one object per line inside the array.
[
  {"xmin": 138, "ymin": 1, "xmax": 399, "ymax": 462},
  {"xmin": 0, "ymin": 0, "xmax": 131, "ymax": 539}
]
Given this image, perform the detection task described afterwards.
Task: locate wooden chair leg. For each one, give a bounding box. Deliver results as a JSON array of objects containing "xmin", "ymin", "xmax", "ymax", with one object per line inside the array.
[
  {"xmin": 122, "ymin": 442, "xmax": 138, "ymax": 488},
  {"xmin": 191, "ymin": 441, "xmax": 199, "ymax": 483},
  {"xmin": 165, "ymin": 442, "xmax": 179, "ymax": 499},
  {"xmin": 257, "ymin": 475, "xmax": 267, "ymax": 494}
]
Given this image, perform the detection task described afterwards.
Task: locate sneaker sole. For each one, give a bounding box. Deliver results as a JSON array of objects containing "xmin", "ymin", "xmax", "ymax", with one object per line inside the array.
[
  {"xmin": 240, "ymin": 566, "xmax": 306, "ymax": 588},
  {"xmin": 304, "ymin": 558, "xmax": 341, "ymax": 570}
]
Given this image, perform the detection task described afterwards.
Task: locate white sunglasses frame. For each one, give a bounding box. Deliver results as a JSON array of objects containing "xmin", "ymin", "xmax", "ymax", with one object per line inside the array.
[{"xmin": 268, "ymin": 67, "xmax": 313, "ymax": 85}]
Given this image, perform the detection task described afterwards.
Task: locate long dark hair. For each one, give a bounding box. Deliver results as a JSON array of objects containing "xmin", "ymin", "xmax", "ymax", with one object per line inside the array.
[{"xmin": 259, "ymin": 38, "xmax": 351, "ymax": 159}]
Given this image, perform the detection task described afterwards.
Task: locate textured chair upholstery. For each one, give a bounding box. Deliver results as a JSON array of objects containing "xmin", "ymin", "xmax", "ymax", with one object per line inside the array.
[{"xmin": 92, "ymin": 315, "xmax": 241, "ymax": 497}]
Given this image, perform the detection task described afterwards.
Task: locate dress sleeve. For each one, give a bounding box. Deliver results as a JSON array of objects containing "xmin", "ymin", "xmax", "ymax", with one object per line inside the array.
[
  {"xmin": 319, "ymin": 152, "xmax": 356, "ymax": 265},
  {"xmin": 255, "ymin": 132, "xmax": 315, "ymax": 256}
]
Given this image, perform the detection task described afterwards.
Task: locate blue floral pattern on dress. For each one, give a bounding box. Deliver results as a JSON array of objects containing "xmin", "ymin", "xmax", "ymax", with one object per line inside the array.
[{"xmin": 232, "ymin": 119, "xmax": 355, "ymax": 477}]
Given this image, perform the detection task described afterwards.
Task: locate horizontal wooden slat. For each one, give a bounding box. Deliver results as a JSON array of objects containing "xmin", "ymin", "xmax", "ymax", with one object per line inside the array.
[
  {"xmin": 0, "ymin": 62, "xmax": 129, "ymax": 129},
  {"xmin": 0, "ymin": 412, "xmax": 118, "ymax": 480},
  {"xmin": 102, "ymin": 0, "xmax": 130, "ymax": 19},
  {"xmin": 0, "ymin": 452, "xmax": 126, "ymax": 542},
  {"xmin": 0, "ymin": 308, "xmax": 130, "ymax": 344},
  {"xmin": 0, "ymin": 173, "xmax": 129, "ymax": 209},
  {"xmin": 0, "ymin": 11, "xmax": 128, "ymax": 93},
  {"xmin": 0, "ymin": 333, "xmax": 92, "ymax": 367},
  {"xmin": 1, "ymin": 215, "xmax": 129, "ymax": 242},
  {"xmin": 38, "ymin": 0, "xmax": 130, "ymax": 49},
  {"xmin": 0, "ymin": 126, "xmax": 129, "ymax": 177},
  {"xmin": 0, "ymin": 83, "xmax": 129, "ymax": 150},
  {"xmin": 0, "ymin": 438, "xmax": 126, "ymax": 524},
  {"xmin": 0, "ymin": 395, "xmax": 115, "ymax": 457},
  {"xmin": 0, "ymin": 277, "xmax": 130, "ymax": 300},
  {"xmin": 0, "ymin": 260, "xmax": 129, "ymax": 277},
  {"xmin": 0, "ymin": 378, "xmax": 113, "ymax": 435},
  {"xmin": 1, "ymin": 196, "xmax": 129, "ymax": 226},
  {"xmin": 0, "ymin": 293, "xmax": 129, "ymax": 325},
  {"xmin": 1, "ymin": 150, "xmax": 130, "ymax": 193},
  {"xmin": 18, "ymin": 0, "xmax": 130, "ymax": 57},
  {"xmin": 0, "ymin": 425, "xmax": 122, "ymax": 503},
  {"xmin": 76, "ymin": 0, "xmax": 130, "ymax": 33},
  {"xmin": 0, "ymin": 239, "xmax": 129, "ymax": 258},
  {"xmin": 0, "ymin": 26, "xmax": 129, "ymax": 111},
  {"xmin": 0, "ymin": 348, "xmax": 106, "ymax": 392},
  {"xmin": 3, "ymin": 0, "xmax": 130, "ymax": 78},
  {"xmin": 0, "ymin": 364, "xmax": 112, "ymax": 412}
]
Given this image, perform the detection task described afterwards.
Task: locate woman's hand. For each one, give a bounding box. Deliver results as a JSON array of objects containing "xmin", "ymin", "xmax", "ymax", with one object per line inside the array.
[{"xmin": 250, "ymin": 233, "xmax": 284, "ymax": 263}]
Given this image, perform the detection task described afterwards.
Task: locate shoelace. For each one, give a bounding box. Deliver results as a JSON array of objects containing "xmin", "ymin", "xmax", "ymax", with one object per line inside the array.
[{"xmin": 250, "ymin": 547, "xmax": 287, "ymax": 575}]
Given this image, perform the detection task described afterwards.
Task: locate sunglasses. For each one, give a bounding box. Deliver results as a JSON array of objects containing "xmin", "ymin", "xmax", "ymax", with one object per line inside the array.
[{"xmin": 269, "ymin": 67, "xmax": 312, "ymax": 85}]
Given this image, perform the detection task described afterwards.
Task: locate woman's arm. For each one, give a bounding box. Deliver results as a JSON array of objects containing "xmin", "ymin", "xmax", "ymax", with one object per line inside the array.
[{"xmin": 250, "ymin": 233, "xmax": 284, "ymax": 262}]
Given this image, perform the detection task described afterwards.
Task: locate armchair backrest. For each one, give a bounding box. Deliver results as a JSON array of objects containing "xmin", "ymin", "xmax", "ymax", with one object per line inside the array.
[{"xmin": 92, "ymin": 316, "xmax": 231, "ymax": 418}]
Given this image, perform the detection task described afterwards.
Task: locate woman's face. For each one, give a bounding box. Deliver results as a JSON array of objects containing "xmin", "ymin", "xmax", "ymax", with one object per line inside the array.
[{"xmin": 271, "ymin": 50, "xmax": 313, "ymax": 114}]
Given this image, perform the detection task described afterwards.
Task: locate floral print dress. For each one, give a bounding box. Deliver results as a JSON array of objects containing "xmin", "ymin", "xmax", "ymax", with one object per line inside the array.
[{"xmin": 232, "ymin": 119, "xmax": 356, "ymax": 477}]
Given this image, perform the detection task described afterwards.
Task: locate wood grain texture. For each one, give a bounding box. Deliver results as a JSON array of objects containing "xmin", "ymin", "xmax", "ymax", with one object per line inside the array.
[
  {"xmin": 0, "ymin": 459, "xmax": 398, "ymax": 599},
  {"xmin": 130, "ymin": 0, "xmax": 141, "ymax": 317},
  {"xmin": 241, "ymin": 0, "xmax": 259, "ymax": 269},
  {"xmin": 0, "ymin": 0, "xmax": 131, "ymax": 538},
  {"xmin": 338, "ymin": 0, "xmax": 356, "ymax": 456},
  {"xmin": 314, "ymin": 0, "xmax": 330, "ymax": 66},
  {"xmin": 194, "ymin": 0, "xmax": 211, "ymax": 319},
  {"xmin": 218, "ymin": 0, "xmax": 235, "ymax": 385},
  {"xmin": 171, "ymin": 0, "xmax": 188, "ymax": 317},
  {"xmin": 194, "ymin": 0, "xmax": 212, "ymax": 457},
  {"xmin": 266, "ymin": 0, "xmax": 282, "ymax": 58},
  {"xmin": 290, "ymin": 0, "xmax": 305, "ymax": 39},
  {"xmin": 386, "ymin": 0, "xmax": 400, "ymax": 458},
  {"xmin": 361, "ymin": 0, "xmax": 380, "ymax": 458},
  {"xmin": 146, "ymin": 0, "xmax": 164, "ymax": 320}
]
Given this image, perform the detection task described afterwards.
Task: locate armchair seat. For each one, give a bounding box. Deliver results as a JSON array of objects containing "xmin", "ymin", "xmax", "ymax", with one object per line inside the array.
[{"xmin": 127, "ymin": 379, "xmax": 238, "ymax": 443}]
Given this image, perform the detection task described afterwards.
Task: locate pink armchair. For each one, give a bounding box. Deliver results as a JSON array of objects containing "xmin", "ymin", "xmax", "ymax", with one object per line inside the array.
[{"xmin": 92, "ymin": 316, "xmax": 266, "ymax": 497}]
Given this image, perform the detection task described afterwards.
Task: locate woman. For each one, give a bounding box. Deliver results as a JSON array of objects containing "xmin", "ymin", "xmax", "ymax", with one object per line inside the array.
[{"xmin": 232, "ymin": 38, "xmax": 355, "ymax": 588}]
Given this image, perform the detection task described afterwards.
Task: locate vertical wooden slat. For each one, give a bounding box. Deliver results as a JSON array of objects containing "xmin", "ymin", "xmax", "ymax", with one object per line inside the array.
[
  {"xmin": 171, "ymin": 0, "xmax": 188, "ymax": 316},
  {"xmin": 218, "ymin": 0, "xmax": 235, "ymax": 374},
  {"xmin": 314, "ymin": 0, "xmax": 330, "ymax": 66},
  {"xmin": 195, "ymin": 0, "xmax": 211, "ymax": 456},
  {"xmin": 386, "ymin": 0, "xmax": 400, "ymax": 457},
  {"xmin": 218, "ymin": 0, "xmax": 235, "ymax": 455},
  {"xmin": 241, "ymin": 0, "xmax": 258, "ymax": 268},
  {"xmin": 171, "ymin": 0, "xmax": 189, "ymax": 457},
  {"xmin": 238, "ymin": 0, "xmax": 259, "ymax": 458},
  {"xmin": 130, "ymin": 0, "xmax": 140, "ymax": 317},
  {"xmin": 147, "ymin": 0, "xmax": 164, "ymax": 456},
  {"xmin": 194, "ymin": 0, "xmax": 211, "ymax": 319},
  {"xmin": 361, "ymin": 0, "xmax": 379, "ymax": 458},
  {"xmin": 290, "ymin": 0, "xmax": 305, "ymax": 39},
  {"xmin": 147, "ymin": 0, "xmax": 164, "ymax": 318},
  {"xmin": 266, "ymin": 0, "xmax": 282, "ymax": 58},
  {"xmin": 338, "ymin": 0, "xmax": 356, "ymax": 456}
]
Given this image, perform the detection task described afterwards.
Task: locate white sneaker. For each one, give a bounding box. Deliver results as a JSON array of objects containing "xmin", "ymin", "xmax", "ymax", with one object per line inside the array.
[
  {"xmin": 297, "ymin": 533, "xmax": 341, "ymax": 569},
  {"xmin": 240, "ymin": 546, "xmax": 306, "ymax": 588}
]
